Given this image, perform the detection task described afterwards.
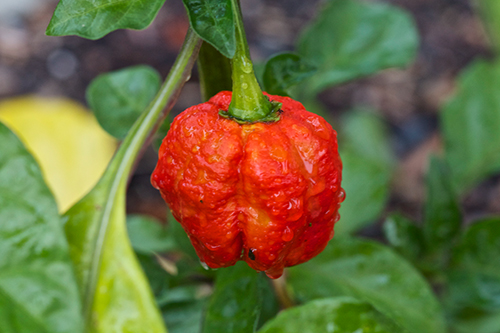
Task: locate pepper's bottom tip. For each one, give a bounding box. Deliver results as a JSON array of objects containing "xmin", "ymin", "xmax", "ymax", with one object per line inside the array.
[{"xmin": 264, "ymin": 266, "xmax": 285, "ymax": 279}]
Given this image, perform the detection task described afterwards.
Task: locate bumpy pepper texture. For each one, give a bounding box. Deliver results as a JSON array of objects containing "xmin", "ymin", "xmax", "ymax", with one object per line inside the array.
[{"xmin": 151, "ymin": 91, "xmax": 344, "ymax": 278}]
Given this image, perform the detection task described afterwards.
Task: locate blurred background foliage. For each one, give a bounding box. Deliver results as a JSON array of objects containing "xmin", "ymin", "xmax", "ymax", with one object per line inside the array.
[
  {"xmin": 1, "ymin": 0, "xmax": 498, "ymax": 222},
  {"xmin": 2, "ymin": 0, "xmax": 500, "ymax": 332}
]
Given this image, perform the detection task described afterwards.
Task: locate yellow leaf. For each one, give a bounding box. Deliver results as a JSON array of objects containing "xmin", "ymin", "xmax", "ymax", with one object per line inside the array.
[{"xmin": 0, "ymin": 96, "xmax": 116, "ymax": 213}]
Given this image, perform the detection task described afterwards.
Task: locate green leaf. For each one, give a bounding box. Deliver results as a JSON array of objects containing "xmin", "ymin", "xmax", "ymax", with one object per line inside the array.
[
  {"xmin": 0, "ymin": 122, "xmax": 83, "ymax": 333},
  {"xmin": 137, "ymin": 252, "xmax": 212, "ymax": 304},
  {"xmin": 203, "ymin": 262, "xmax": 265, "ymax": 333},
  {"xmin": 442, "ymin": 59, "xmax": 500, "ymax": 193},
  {"xmin": 262, "ymin": 53, "xmax": 317, "ymax": 96},
  {"xmin": 335, "ymin": 111, "xmax": 395, "ymax": 234},
  {"xmin": 452, "ymin": 218, "xmax": 500, "ymax": 311},
  {"xmin": 87, "ymin": 65, "xmax": 161, "ymax": 140},
  {"xmin": 451, "ymin": 312, "xmax": 500, "ymax": 333},
  {"xmin": 258, "ymin": 297, "xmax": 405, "ymax": 333},
  {"xmin": 423, "ymin": 157, "xmax": 462, "ymax": 255},
  {"xmin": 151, "ymin": 266, "xmax": 212, "ymax": 333},
  {"xmin": 127, "ymin": 214, "xmax": 175, "ymax": 254},
  {"xmin": 445, "ymin": 218, "xmax": 500, "ymax": 333},
  {"xmin": 383, "ymin": 214, "xmax": 424, "ymax": 263},
  {"xmin": 297, "ymin": 0, "xmax": 418, "ymax": 96},
  {"xmin": 256, "ymin": 277, "xmax": 280, "ymax": 330},
  {"xmin": 46, "ymin": 0, "xmax": 165, "ymax": 39},
  {"xmin": 476, "ymin": 0, "xmax": 500, "ymax": 52},
  {"xmin": 62, "ymin": 29, "xmax": 201, "ymax": 332},
  {"xmin": 182, "ymin": 0, "xmax": 235, "ymax": 58},
  {"xmin": 166, "ymin": 209, "xmax": 199, "ymax": 259},
  {"xmin": 153, "ymin": 263, "xmax": 213, "ymax": 333},
  {"xmin": 64, "ymin": 171, "xmax": 166, "ymax": 332},
  {"xmin": 163, "ymin": 296, "xmax": 208, "ymax": 333},
  {"xmin": 287, "ymin": 236, "xmax": 446, "ymax": 333},
  {"xmin": 135, "ymin": 253, "xmax": 171, "ymax": 298}
]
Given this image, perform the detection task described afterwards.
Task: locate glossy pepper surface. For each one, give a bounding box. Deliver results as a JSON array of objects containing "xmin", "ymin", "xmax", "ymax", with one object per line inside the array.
[{"xmin": 151, "ymin": 91, "xmax": 344, "ymax": 278}]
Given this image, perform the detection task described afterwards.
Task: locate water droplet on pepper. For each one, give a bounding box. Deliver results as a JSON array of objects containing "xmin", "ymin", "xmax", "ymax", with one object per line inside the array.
[
  {"xmin": 200, "ymin": 261, "xmax": 209, "ymax": 270},
  {"xmin": 338, "ymin": 188, "xmax": 346, "ymax": 202},
  {"xmin": 282, "ymin": 227, "xmax": 294, "ymax": 242},
  {"xmin": 329, "ymin": 228, "xmax": 335, "ymax": 240}
]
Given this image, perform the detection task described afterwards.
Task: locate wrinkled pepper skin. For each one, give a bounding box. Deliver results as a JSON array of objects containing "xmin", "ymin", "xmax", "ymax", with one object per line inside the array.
[{"xmin": 151, "ymin": 91, "xmax": 344, "ymax": 278}]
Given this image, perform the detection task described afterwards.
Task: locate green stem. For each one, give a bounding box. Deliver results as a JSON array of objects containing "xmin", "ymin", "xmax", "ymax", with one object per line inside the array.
[
  {"xmin": 136, "ymin": 28, "xmax": 202, "ymax": 152},
  {"xmin": 80, "ymin": 28, "xmax": 201, "ymax": 325},
  {"xmin": 271, "ymin": 275, "xmax": 295, "ymax": 309},
  {"xmin": 197, "ymin": 42, "xmax": 232, "ymax": 102},
  {"xmin": 130, "ymin": 28, "xmax": 202, "ymax": 178},
  {"xmin": 226, "ymin": 0, "xmax": 279, "ymax": 122}
]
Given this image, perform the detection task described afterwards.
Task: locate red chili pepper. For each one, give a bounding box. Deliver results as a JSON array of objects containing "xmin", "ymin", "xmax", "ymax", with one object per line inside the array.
[{"xmin": 151, "ymin": 91, "xmax": 344, "ymax": 278}]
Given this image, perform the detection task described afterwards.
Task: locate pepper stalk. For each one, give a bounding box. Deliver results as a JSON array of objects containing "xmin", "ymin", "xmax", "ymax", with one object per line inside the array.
[{"xmin": 225, "ymin": 0, "xmax": 281, "ymax": 123}]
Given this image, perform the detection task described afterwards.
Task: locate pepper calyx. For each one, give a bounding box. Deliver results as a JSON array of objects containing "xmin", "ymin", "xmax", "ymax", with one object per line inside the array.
[{"xmin": 219, "ymin": 100, "xmax": 282, "ymax": 124}]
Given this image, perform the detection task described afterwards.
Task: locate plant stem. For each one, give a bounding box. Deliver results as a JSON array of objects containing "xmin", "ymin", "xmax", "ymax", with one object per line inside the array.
[
  {"xmin": 226, "ymin": 0, "xmax": 277, "ymax": 122},
  {"xmin": 127, "ymin": 28, "xmax": 202, "ymax": 182},
  {"xmin": 271, "ymin": 275, "xmax": 295, "ymax": 309},
  {"xmin": 197, "ymin": 42, "xmax": 232, "ymax": 102},
  {"xmin": 80, "ymin": 28, "xmax": 201, "ymax": 326},
  {"xmin": 137, "ymin": 28, "xmax": 202, "ymax": 153}
]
